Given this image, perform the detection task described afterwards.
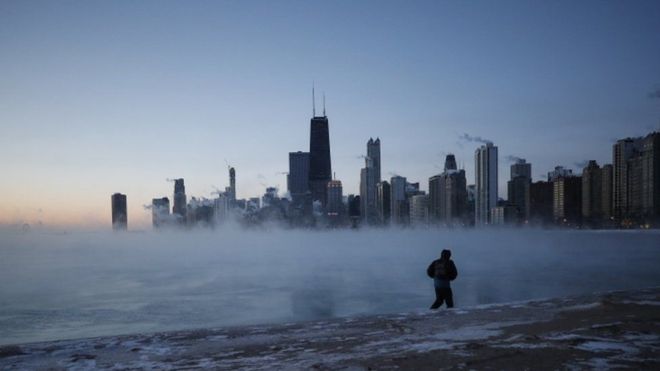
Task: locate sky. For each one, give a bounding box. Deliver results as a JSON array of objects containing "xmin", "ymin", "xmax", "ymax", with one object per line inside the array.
[{"xmin": 1, "ymin": 0, "xmax": 659, "ymax": 228}]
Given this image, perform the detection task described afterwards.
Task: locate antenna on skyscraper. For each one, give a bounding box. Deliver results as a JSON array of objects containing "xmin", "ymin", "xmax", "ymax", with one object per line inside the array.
[
  {"xmin": 323, "ymin": 92, "xmax": 326, "ymax": 117},
  {"xmin": 312, "ymin": 82, "xmax": 316, "ymax": 117}
]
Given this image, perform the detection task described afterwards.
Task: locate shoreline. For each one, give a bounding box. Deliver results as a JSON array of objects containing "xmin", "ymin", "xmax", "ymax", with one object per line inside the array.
[{"xmin": 1, "ymin": 288, "xmax": 659, "ymax": 369}]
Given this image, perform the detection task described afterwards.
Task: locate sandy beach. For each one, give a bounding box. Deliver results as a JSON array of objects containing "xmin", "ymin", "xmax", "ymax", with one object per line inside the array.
[{"xmin": 1, "ymin": 287, "xmax": 659, "ymax": 370}]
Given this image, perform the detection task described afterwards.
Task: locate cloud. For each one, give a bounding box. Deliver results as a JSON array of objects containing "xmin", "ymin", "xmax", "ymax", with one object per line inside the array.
[
  {"xmin": 505, "ymin": 155, "xmax": 524, "ymax": 163},
  {"xmin": 574, "ymin": 160, "xmax": 589, "ymax": 169},
  {"xmin": 458, "ymin": 133, "xmax": 492, "ymax": 145}
]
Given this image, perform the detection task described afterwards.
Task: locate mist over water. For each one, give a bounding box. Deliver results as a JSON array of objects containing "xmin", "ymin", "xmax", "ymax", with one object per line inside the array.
[{"xmin": 1, "ymin": 228, "xmax": 659, "ymax": 345}]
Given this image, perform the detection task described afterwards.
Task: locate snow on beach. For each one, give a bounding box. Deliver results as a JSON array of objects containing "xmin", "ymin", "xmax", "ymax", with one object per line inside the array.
[{"xmin": 1, "ymin": 288, "xmax": 659, "ymax": 370}]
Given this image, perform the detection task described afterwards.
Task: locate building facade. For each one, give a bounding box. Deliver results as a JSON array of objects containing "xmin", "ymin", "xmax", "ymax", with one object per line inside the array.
[
  {"xmin": 475, "ymin": 142, "xmax": 498, "ymax": 225},
  {"xmin": 309, "ymin": 115, "xmax": 332, "ymax": 207},
  {"xmin": 111, "ymin": 193, "xmax": 127, "ymax": 230},
  {"xmin": 152, "ymin": 197, "xmax": 170, "ymax": 228},
  {"xmin": 507, "ymin": 159, "xmax": 531, "ymax": 223}
]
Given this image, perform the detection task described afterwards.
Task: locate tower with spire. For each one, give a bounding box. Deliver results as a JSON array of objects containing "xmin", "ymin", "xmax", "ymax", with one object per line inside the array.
[{"xmin": 308, "ymin": 86, "xmax": 332, "ymax": 206}]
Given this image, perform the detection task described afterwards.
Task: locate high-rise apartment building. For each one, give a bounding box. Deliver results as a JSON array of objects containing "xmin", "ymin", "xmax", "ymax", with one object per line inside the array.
[
  {"xmin": 553, "ymin": 175, "xmax": 582, "ymax": 226},
  {"xmin": 582, "ymin": 160, "xmax": 603, "ymax": 224},
  {"xmin": 111, "ymin": 193, "xmax": 127, "ymax": 230},
  {"xmin": 475, "ymin": 142, "xmax": 498, "ymax": 225},
  {"xmin": 601, "ymin": 164, "xmax": 613, "ymax": 221},
  {"xmin": 612, "ymin": 132, "xmax": 660, "ymax": 225}
]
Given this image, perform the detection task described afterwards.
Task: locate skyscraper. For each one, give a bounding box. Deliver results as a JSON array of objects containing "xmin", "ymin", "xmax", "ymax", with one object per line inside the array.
[
  {"xmin": 111, "ymin": 193, "xmax": 127, "ymax": 230},
  {"xmin": 582, "ymin": 160, "xmax": 603, "ymax": 225},
  {"xmin": 429, "ymin": 155, "xmax": 467, "ymax": 226},
  {"xmin": 475, "ymin": 142, "xmax": 498, "ymax": 225},
  {"xmin": 390, "ymin": 175, "xmax": 408, "ymax": 225},
  {"xmin": 507, "ymin": 159, "xmax": 531, "ymax": 223},
  {"xmin": 173, "ymin": 178, "xmax": 187, "ymax": 223},
  {"xmin": 612, "ymin": 132, "xmax": 660, "ymax": 225},
  {"xmin": 152, "ymin": 197, "xmax": 170, "ymax": 228},
  {"xmin": 410, "ymin": 194, "xmax": 429, "ymax": 226},
  {"xmin": 229, "ymin": 167, "xmax": 236, "ymax": 203},
  {"xmin": 530, "ymin": 181, "xmax": 553, "ymax": 225},
  {"xmin": 367, "ymin": 138, "xmax": 381, "ymax": 184},
  {"xmin": 601, "ymin": 164, "xmax": 613, "ymax": 221},
  {"xmin": 376, "ymin": 181, "xmax": 391, "ymax": 225},
  {"xmin": 288, "ymin": 151, "xmax": 310, "ymax": 197},
  {"xmin": 553, "ymin": 175, "xmax": 582, "ymax": 226},
  {"xmin": 359, "ymin": 139, "xmax": 380, "ymax": 224},
  {"xmin": 326, "ymin": 180, "xmax": 344, "ymax": 217},
  {"xmin": 308, "ymin": 92, "xmax": 332, "ymax": 207}
]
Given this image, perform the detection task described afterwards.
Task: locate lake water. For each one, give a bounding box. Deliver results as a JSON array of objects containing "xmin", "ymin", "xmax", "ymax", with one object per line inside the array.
[{"xmin": 1, "ymin": 228, "xmax": 659, "ymax": 345}]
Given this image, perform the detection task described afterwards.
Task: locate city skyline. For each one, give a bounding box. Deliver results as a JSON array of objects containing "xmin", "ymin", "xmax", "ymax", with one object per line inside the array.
[{"xmin": 2, "ymin": 1, "xmax": 660, "ymax": 228}]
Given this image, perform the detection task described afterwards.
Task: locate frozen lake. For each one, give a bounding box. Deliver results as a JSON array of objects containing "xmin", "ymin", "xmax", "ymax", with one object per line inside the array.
[{"xmin": 1, "ymin": 228, "xmax": 659, "ymax": 345}]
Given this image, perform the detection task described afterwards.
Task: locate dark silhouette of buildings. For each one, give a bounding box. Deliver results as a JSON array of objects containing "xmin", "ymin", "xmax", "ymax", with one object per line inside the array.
[
  {"xmin": 111, "ymin": 193, "xmax": 127, "ymax": 230},
  {"xmin": 475, "ymin": 142, "xmax": 498, "ymax": 225},
  {"xmin": 612, "ymin": 132, "xmax": 660, "ymax": 226},
  {"xmin": 390, "ymin": 175, "xmax": 408, "ymax": 225},
  {"xmin": 601, "ymin": 164, "xmax": 613, "ymax": 221},
  {"xmin": 530, "ymin": 181, "xmax": 553, "ymax": 225},
  {"xmin": 507, "ymin": 159, "xmax": 531, "ymax": 223},
  {"xmin": 173, "ymin": 178, "xmax": 187, "ymax": 223},
  {"xmin": 288, "ymin": 151, "xmax": 310, "ymax": 196},
  {"xmin": 152, "ymin": 197, "xmax": 170, "ymax": 228},
  {"xmin": 581, "ymin": 160, "xmax": 603, "ymax": 226},
  {"xmin": 229, "ymin": 167, "xmax": 236, "ymax": 204},
  {"xmin": 360, "ymin": 138, "xmax": 381, "ymax": 224},
  {"xmin": 326, "ymin": 179, "xmax": 344, "ymax": 224},
  {"xmin": 308, "ymin": 101, "xmax": 332, "ymax": 207},
  {"xmin": 376, "ymin": 180, "xmax": 391, "ymax": 225},
  {"xmin": 553, "ymin": 174, "xmax": 582, "ymax": 226},
  {"xmin": 429, "ymin": 155, "xmax": 468, "ymax": 226}
]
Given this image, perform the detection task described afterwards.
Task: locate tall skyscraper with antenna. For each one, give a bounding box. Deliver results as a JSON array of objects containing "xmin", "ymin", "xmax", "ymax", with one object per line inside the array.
[{"xmin": 308, "ymin": 87, "xmax": 332, "ymax": 207}]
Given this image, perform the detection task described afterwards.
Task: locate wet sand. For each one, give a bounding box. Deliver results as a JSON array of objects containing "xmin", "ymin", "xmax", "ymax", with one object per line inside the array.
[{"xmin": 1, "ymin": 288, "xmax": 659, "ymax": 370}]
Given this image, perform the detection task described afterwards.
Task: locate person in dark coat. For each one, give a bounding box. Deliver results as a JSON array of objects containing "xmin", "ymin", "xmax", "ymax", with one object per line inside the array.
[{"xmin": 427, "ymin": 249, "xmax": 458, "ymax": 309}]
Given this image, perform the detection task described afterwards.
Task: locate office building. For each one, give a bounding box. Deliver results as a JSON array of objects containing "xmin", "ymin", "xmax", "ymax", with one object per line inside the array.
[
  {"xmin": 173, "ymin": 178, "xmax": 187, "ymax": 223},
  {"xmin": 229, "ymin": 167, "xmax": 236, "ymax": 203},
  {"xmin": 111, "ymin": 193, "xmax": 127, "ymax": 230},
  {"xmin": 507, "ymin": 159, "xmax": 531, "ymax": 223},
  {"xmin": 410, "ymin": 194, "xmax": 429, "ymax": 226},
  {"xmin": 475, "ymin": 142, "xmax": 498, "ymax": 225},
  {"xmin": 429, "ymin": 154, "xmax": 468, "ymax": 226},
  {"xmin": 308, "ymin": 97, "xmax": 332, "ymax": 206},
  {"xmin": 390, "ymin": 175, "xmax": 408, "ymax": 225},
  {"xmin": 152, "ymin": 197, "xmax": 170, "ymax": 228},
  {"xmin": 326, "ymin": 180, "xmax": 344, "ymax": 216},
  {"xmin": 376, "ymin": 181, "xmax": 391, "ymax": 225}
]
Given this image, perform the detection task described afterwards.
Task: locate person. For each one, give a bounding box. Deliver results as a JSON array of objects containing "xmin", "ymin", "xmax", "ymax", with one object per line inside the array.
[{"xmin": 426, "ymin": 249, "xmax": 458, "ymax": 309}]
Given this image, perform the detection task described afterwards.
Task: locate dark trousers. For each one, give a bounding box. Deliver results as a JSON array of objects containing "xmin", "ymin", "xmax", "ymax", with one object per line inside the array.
[{"xmin": 430, "ymin": 286, "xmax": 454, "ymax": 309}]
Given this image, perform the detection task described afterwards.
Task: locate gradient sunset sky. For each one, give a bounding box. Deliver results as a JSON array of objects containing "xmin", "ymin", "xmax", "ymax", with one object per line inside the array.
[{"xmin": 1, "ymin": 0, "xmax": 659, "ymax": 228}]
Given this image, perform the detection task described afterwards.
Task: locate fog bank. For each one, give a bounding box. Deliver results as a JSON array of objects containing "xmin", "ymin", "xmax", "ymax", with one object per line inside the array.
[{"xmin": 1, "ymin": 228, "xmax": 659, "ymax": 345}]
